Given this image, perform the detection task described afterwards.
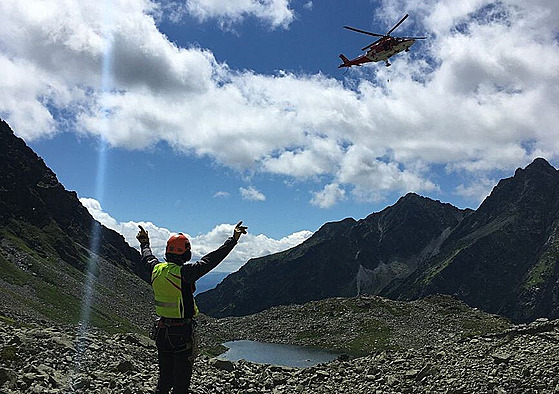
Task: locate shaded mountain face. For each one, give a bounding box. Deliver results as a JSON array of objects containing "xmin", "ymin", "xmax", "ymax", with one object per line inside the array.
[
  {"xmin": 385, "ymin": 158, "xmax": 559, "ymax": 322},
  {"xmin": 0, "ymin": 120, "xmax": 151, "ymax": 330},
  {"xmin": 196, "ymin": 193, "xmax": 469, "ymax": 317},
  {"xmin": 198, "ymin": 158, "xmax": 559, "ymax": 323}
]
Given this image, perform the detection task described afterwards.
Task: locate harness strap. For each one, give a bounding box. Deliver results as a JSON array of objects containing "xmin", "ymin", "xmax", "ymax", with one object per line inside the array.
[{"xmin": 157, "ymin": 317, "xmax": 193, "ymax": 328}]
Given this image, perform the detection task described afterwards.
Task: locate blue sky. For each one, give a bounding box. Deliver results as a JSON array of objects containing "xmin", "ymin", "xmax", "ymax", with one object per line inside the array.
[{"xmin": 2, "ymin": 0, "xmax": 558, "ymax": 272}]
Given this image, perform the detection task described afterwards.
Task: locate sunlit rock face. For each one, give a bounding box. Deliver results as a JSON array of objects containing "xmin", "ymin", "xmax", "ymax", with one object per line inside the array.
[{"xmin": 198, "ymin": 158, "xmax": 559, "ymax": 324}]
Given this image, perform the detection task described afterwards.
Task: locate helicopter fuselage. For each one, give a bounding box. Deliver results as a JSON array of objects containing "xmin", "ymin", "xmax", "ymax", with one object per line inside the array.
[
  {"xmin": 338, "ymin": 37, "xmax": 415, "ymax": 68},
  {"xmin": 365, "ymin": 37, "xmax": 415, "ymax": 62}
]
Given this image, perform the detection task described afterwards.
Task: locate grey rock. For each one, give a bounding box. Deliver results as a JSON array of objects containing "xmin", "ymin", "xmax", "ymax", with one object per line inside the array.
[
  {"xmin": 115, "ymin": 360, "xmax": 136, "ymax": 373},
  {"xmin": 0, "ymin": 367, "xmax": 16, "ymax": 386},
  {"xmin": 491, "ymin": 352, "xmax": 512, "ymax": 363},
  {"xmin": 210, "ymin": 358, "xmax": 235, "ymax": 372}
]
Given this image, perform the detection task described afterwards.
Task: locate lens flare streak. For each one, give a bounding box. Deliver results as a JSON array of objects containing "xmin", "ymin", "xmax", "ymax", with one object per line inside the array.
[{"xmin": 71, "ymin": 1, "xmax": 114, "ymax": 388}]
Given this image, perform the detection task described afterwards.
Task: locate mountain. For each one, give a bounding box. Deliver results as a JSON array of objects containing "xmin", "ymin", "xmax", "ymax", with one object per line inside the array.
[
  {"xmin": 0, "ymin": 119, "xmax": 152, "ymax": 331},
  {"xmin": 196, "ymin": 192, "xmax": 469, "ymax": 317},
  {"xmin": 197, "ymin": 158, "xmax": 559, "ymax": 323},
  {"xmin": 384, "ymin": 158, "xmax": 559, "ymax": 322},
  {"xmin": 194, "ymin": 271, "xmax": 230, "ymax": 295}
]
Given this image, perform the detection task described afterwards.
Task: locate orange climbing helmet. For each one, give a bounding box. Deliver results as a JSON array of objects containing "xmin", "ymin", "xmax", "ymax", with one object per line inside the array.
[{"xmin": 166, "ymin": 233, "xmax": 191, "ymax": 255}]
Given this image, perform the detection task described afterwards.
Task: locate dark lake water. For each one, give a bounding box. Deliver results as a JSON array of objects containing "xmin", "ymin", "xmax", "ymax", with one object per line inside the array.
[{"xmin": 218, "ymin": 340, "xmax": 343, "ymax": 368}]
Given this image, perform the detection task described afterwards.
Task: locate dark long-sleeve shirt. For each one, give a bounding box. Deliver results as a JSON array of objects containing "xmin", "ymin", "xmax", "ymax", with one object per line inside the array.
[{"xmin": 141, "ymin": 237, "xmax": 237, "ymax": 318}]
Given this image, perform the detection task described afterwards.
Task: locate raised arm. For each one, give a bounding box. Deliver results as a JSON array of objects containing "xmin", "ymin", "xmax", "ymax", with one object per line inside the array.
[
  {"xmin": 136, "ymin": 225, "xmax": 160, "ymax": 271},
  {"xmin": 181, "ymin": 221, "xmax": 247, "ymax": 283}
]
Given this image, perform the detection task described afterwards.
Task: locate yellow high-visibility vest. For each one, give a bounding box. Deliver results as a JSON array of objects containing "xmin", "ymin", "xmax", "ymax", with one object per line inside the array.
[{"xmin": 151, "ymin": 262, "xmax": 199, "ymax": 318}]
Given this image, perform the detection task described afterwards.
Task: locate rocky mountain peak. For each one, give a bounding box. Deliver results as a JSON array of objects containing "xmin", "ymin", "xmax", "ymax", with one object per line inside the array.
[
  {"xmin": 400, "ymin": 191, "xmax": 423, "ymax": 200},
  {"xmin": 476, "ymin": 157, "xmax": 559, "ymax": 220},
  {"xmin": 385, "ymin": 192, "xmax": 426, "ymax": 212},
  {"xmin": 520, "ymin": 157, "xmax": 557, "ymax": 176},
  {"xmin": 388, "ymin": 192, "xmax": 460, "ymax": 213},
  {"xmin": 391, "ymin": 192, "xmax": 429, "ymax": 208}
]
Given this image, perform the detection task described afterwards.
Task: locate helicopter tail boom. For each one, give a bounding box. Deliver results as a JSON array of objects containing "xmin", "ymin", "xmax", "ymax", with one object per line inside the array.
[{"xmin": 338, "ymin": 54, "xmax": 351, "ymax": 68}]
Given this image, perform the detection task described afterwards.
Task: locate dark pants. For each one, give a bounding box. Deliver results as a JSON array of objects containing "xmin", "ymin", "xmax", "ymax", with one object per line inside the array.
[{"xmin": 154, "ymin": 323, "xmax": 194, "ymax": 394}]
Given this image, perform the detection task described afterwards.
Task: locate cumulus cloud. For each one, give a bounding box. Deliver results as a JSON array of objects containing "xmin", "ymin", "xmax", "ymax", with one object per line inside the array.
[
  {"xmin": 454, "ymin": 177, "xmax": 497, "ymax": 205},
  {"xmin": 81, "ymin": 197, "xmax": 313, "ymax": 272},
  {"xmin": 2, "ymin": 0, "xmax": 559, "ymax": 208},
  {"xmin": 310, "ymin": 183, "xmax": 346, "ymax": 209},
  {"xmin": 183, "ymin": 0, "xmax": 295, "ymax": 29},
  {"xmin": 240, "ymin": 186, "xmax": 266, "ymax": 201}
]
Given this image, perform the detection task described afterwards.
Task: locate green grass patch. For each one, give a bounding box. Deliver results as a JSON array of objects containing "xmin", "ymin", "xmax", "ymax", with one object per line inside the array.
[
  {"xmin": 0, "ymin": 253, "xmax": 32, "ymax": 286},
  {"xmin": 2, "ymin": 220, "xmax": 89, "ymax": 274},
  {"xmin": 201, "ymin": 344, "xmax": 228, "ymax": 358},
  {"xmin": 294, "ymin": 329, "xmax": 322, "ymax": 342},
  {"xmin": 422, "ymin": 248, "xmax": 462, "ymax": 285},
  {"xmin": 34, "ymin": 282, "xmax": 82, "ymax": 323},
  {"xmin": 0, "ymin": 256, "xmax": 140, "ymax": 333},
  {"xmin": 347, "ymin": 298, "xmax": 411, "ymax": 317},
  {"xmin": 88, "ymin": 306, "xmax": 140, "ymax": 334},
  {"xmin": 0, "ymin": 346, "xmax": 18, "ymax": 362},
  {"xmin": 459, "ymin": 317, "xmax": 510, "ymax": 338},
  {"xmin": 294, "ymin": 320, "xmax": 392, "ymax": 355},
  {"xmin": 0, "ymin": 315, "xmax": 16, "ymax": 325},
  {"xmin": 524, "ymin": 246, "xmax": 558, "ymax": 289},
  {"xmin": 345, "ymin": 320, "xmax": 391, "ymax": 354}
]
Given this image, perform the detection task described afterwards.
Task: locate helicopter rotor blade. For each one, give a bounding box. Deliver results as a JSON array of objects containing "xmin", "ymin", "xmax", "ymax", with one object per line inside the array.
[
  {"xmin": 400, "ymin": 36, "xmax": 427, "ymax": 40},
  {"xmin": 386, "ymin": 13, "xmax": 409, "ymax": 35},
  {"xmin": 343, "ymin": 26, "xmax": 386, "ymax": 38}
]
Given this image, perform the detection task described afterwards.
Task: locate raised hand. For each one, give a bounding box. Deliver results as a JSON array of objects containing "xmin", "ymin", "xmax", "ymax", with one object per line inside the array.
[
  {"xmin": 233, "ymin": 221, "xmax": 248, "ymax": 241},
  {"xmin": 136, "ymin": 225, "xmax": 150, "ymax": 244}
]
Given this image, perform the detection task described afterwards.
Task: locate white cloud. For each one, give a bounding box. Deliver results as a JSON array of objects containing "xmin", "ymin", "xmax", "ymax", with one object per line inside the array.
[
  {"xmin": 2, "ymin": 0, "xmax": 559, "ymax": 208},
  {"xmin": 240, "ymin": 186, "xmax": 266, "ymax": 201},
  {"xmin": 183, "ymin": 0, "xmax": 294, "ymax": 29},
  {"xmin": 310, "ymin": 183, "xmax": 346, "ymax": 209},
  {"xmin": 454, "ymin": 177, "xmax": 497, "ymax": 205},
  {"xmin": 337, "ymin": 146, "xmax": 438, "ymax": 202},
  {"xmin": 213, "ymin": 191, "xmax": 230, "ymax": 198},
  {"xmin": 80, "ymin": 197, "xmax": 313, "ymax": 272},
  {"xmin": 263, "ymin": 136, "xmax": 344, "ymax": 178}
]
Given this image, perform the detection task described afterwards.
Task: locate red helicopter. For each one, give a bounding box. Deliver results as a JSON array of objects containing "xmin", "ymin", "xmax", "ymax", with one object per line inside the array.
[{"xmin": 339, "ymin": 14, "xmax": 426, "ymax": 68}]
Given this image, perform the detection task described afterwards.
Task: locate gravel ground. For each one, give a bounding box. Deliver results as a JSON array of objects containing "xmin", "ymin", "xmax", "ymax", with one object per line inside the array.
[{"xmin": 2, "ymin": 295, "xmax": 559, "ymax": 393}]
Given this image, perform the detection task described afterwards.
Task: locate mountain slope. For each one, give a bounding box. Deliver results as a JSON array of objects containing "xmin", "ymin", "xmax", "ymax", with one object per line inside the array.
[
  {"xmin": 384, "ymin": 158, "xmax": 559, "ymax": 322},
  {"xmin": 198, "ymin": 158, "xmax": 559, "ymax": 323},
  {"xmin": 196, "ymin": 193, "xmax": 468, "ymax": 317},
  {"xmin": 0, "ymin": 119, "xmax": 152, "ymax": 331}
]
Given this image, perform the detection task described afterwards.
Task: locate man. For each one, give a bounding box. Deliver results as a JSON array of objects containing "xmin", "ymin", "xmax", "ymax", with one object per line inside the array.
[{"xmin": 136, "ymin": 221, "xmax": 247, "ymax": 394}]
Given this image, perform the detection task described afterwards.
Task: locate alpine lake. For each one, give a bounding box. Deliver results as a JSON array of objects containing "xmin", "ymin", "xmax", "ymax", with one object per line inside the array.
[{"xmin": 217, "ymin": 340, "xmax": 345, "ymax": 368}]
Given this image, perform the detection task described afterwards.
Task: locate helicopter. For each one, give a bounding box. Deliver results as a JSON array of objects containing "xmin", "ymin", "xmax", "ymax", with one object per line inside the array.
[{"xmin": 338, "ymin": 14, "xmax": 426, "ymax": 68}]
